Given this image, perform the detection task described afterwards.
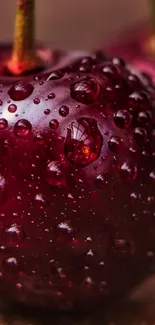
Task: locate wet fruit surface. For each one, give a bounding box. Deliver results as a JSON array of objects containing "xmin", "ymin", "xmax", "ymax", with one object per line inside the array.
[{"xmin": 0, "ymin": 48, "xmax": 154, "ymax": 310}]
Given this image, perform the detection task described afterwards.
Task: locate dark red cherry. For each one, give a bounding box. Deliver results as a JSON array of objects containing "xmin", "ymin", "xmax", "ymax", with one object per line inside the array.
[{"xmin": 0, "ymin": 48, "xmax": 154, "ymax": 311}]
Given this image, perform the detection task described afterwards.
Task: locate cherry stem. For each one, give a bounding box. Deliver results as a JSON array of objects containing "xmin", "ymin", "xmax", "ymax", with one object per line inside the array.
[
  {"xmin": 145, "ymin": 0, "xmax": 155, "ymax": 55},
  {"xmin": 150, "ymin": 0, "xmax": 155, "ymax": 33},
  {"xmin": 6, "ymin": 0, "xmax": 43, "ymax": 75}
]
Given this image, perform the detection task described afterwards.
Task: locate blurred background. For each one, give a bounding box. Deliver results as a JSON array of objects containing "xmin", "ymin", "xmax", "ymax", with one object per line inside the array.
[{"xmin": 0, "ymin": 0, "xmax": 149, "ymax": 49}]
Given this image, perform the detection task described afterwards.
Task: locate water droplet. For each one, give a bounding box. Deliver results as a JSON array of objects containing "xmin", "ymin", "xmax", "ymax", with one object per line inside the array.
[
  {"xmin": 130, "ymin": 192, "xmax": 141, "ymax": 203},
  {"xmin": 2, "ymin": 223, "xmax": 25, "ymax": 247},
  {"xmin": 49, "ymin": 119, "xmax": 59, "ymax": 130},
  {"xmin": 113, "ymin": 110, "xmax": 131, "ymax": 128},
  {"xmin": 65, "ymin": 117, "xmax": 103, "ymax": 167},
  {"xmin": 138, "ymin": 111, "xmax": 151, "ymax": 126},
  {"xmin": 147, "ymin": 196, "xmax": 154, "ymax": 204},
  {"xmin": 85, "ymin": 277, "xmax": 93, "ymax": 285},
  {"xmin": 8, "ymin": 81, "xmax": 34, "ymax": 101},
  {"xmin": 0, "ymin": 118, "xmax": 8, "ymax": 130},
  {"xmin": 56, "ymin": 221, "xmax": 73, "ymax": 243},
  {"xmin": 59, "ymin": 105, "xmax": 69, "ymax": 117},
  {"xmin": 34, "ymin": 133, "xmax": 44, "ymax": 144},
  {"xmin": 95, "ymin": 174, "xmax": 106, "ymax": 189},
  {"xmin": 112, "ymin": 239, "xmax": 135, "ymax": 255},
  {"xmin": 127, "ymin": 74, "xmax": 141, "ymax": 88},
  {"xmin": 128, "ymin": 91, "xmax": 150, "ymax": 111},
  {"xmin": 48, "ymin": 71, "xmax": 64, "ymax": 80},
  {"xmin": 44, "ymin": 109, "xmax": 51, "ymax": 115},
  {"xmin": 33, "ymin": 76, "xmax": 41, "ymax": 81},
  {"xmin": 102, "ymin": 63, "xmax": 120, "ymax": 79},
  {"xmin": 133, "ymin": 127, "xmax": 147, "ymax": 143},
  {"xmin": 48, "ymin": 93, "xmax": 55, "ymax": 99},
  {"xmin": 34, "ymin": 98, "xmax": 40, "ymax": 105},
  {"xmin": 8, "ymin": 104, "xmax": 17, "ymax": 113},
  {"xmin": 34, "ymin": 193, "xmax": 45, "ymax": 204},
  {"xmin": 150, "ymin": 171, "xmax": 155, "ymax": 182},
  {"xmin": 0, "ymin": 175, "xmax": 6, "ymax": 203},
  {"xmin": 14, "ymin": 119, "xmax": 32, "ymax": 137},
  {"xmin": 3, "ymin": 256, "xmax": 18, "ymax": 273},
  {"xmin": 108, "ymin": 135, "xmax": 124, "ymax": 153},
  {"xmin": 46, "ymin": 161, "xmax": 65, "ymax": 186},
  {"xmin": 58, "ymin": 222, "xmax": 72, "ymax": 233},
  {"xmin": 71, "ymin": 78, "xmax": 100, "ymax": 104},
  {"xmin": 87, "ymin": 249, "xmax": 94, "ymax": 256},
  {"xmin": 112, "ymin": 57, "xmax": 125, "ymax": 68},
  {"xmin": 120, "ymin": 161, "xmax": 137, "ymax": 182}
]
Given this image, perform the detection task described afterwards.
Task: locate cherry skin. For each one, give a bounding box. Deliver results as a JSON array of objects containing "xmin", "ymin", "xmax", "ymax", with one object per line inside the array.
[{"xmin": 0, "ymin": 47, "xmax": 154, "ymax": 311}]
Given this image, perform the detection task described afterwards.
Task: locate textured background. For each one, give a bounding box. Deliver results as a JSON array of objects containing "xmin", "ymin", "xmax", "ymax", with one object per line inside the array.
[
  {"xmin": 0, "ymin": 0, "xmax": 149, "ymax": 49},
  {"xmin": 0, "ymin": 0, "xmax": 155, "ymax": 324}
]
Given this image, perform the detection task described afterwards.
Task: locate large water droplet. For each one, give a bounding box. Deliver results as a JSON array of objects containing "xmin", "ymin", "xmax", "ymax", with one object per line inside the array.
[
  {"xmin": 64, "ymin": 117, "xmax": 103, "ymax": 167},
  {"xmin": 0, "ymin": 118, "xmax": 8, "ymax": 130},
  {"xmin": 8, "ymin": 81, "xmax": 34, "ymax": 101},
  {"xmin": 8, "ymin": 104, "xmax": 17, "ymax": 113},
  {"xmin": 46, "ymin": 161, "xmax": 65, "ymax": 186},
  {"xmin": 108, "ymin": 135, "xmax": 124, "ymax": 153},
  {"xmin": 2, "ymin": 223, "xmax": 26, "ymax": 247},
  {"xmin": 120, "ymin": 161, "xmax": 137, "ymax": 182},
  {"xmin": 71, "ymin": 78, "xmax": 100, "ymax": 104},
  {"xmin": 14, "ymin": 119, "xmax": 32, "ymax": 137},
  {"xmin": 113, "ymin": 110, "xmax": 131, "ymax": 129}
]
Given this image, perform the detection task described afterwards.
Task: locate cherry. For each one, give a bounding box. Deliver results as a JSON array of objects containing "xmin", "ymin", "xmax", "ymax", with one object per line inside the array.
[
  {"xmin": 0, "ymin": 46, "xmax": 154, "ymax": 311},
  {"xmin": 0, "ymin": 0, "xmax": 155, "ymax": 312}
]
